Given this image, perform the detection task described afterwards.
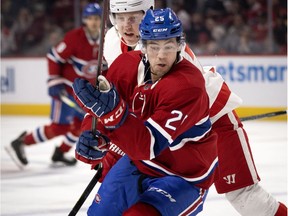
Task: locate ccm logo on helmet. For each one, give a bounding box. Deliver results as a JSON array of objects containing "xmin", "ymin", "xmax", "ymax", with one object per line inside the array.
[{"xmin": 153, "ymin": 28, "xmax": 168, "ymax": 32}]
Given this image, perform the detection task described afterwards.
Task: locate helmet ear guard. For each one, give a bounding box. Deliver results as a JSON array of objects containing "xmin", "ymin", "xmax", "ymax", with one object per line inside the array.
[{"xmin": 109, "ymin": 12, "xmax": 116, "ymax": 26}]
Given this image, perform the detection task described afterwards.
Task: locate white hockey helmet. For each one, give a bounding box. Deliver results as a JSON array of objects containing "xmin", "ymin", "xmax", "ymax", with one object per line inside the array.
[
  {"xmin": 109, "ymin": 0, "xmax": 154, "ymax": 25},
  {"xmin": 110, "ymin": 0, "xmax": 154, "ymax": 13}
]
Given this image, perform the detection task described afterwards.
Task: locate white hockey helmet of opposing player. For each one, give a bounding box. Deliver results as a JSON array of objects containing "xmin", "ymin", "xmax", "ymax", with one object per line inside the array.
[
  {"xmin": 109, "ymin": 0, "xmax": 154, "ymax": 25},
  {"xmin": 110, "ymin": 0, "xmax": 154, "ymax": 13}
]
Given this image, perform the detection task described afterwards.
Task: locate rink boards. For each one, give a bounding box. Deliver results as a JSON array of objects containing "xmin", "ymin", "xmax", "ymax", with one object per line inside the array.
[{"xmin": 1, "ymin": 56, "xmax": 287, "ymax": 120}]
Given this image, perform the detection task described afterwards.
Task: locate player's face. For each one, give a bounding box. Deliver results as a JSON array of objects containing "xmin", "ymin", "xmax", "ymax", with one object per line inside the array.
[
  {"xmin": 146, "ymin": 38, "xmax": 179, "ymax": 83},
  {"xmin": 115, "ymin": 11, "xmax": 143, "ymax": 46},
  {"xmin": 84, "ymin": 15, "xmax": 101, "ymax": 34}
]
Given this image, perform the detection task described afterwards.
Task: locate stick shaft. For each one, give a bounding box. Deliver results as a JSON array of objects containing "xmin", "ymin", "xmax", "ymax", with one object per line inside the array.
[
  {"xmin": 92, "ymin": 0, "xmax": 109, "ymax": 133},
  {"xmin": 240, "ymin": 110, "xmax": 287, "ymax": 121},
  {"xmin": 95, "ymin": 1, "xmax": 109, "ymax": 79},
  {"xmin": 69, "ymin": 1, "xmax": 109, "ymax": 215},
  {"xmin": 68, "ymin": 167, "xmax": 102, "ymax": 216}
]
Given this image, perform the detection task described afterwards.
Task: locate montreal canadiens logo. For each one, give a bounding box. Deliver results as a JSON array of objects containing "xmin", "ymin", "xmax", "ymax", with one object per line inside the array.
[
  {"xmin": 144, "ymin": 84, "xmax": 151, "ymax": 90},
  {"xmin": 95, "ymin": 193, "xmax": 101, "ymax": 204},
  {"xmin": 82, "ymin": 60, "xmax": 99, "ymax": 79}
]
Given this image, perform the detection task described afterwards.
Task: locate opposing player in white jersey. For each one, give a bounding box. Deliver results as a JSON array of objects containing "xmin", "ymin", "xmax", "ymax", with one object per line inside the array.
[
  {"xmin": 103, "ymin": 0, "xmax": 154, "ymax": 67},
  {"xmin": 78, "ymin": 3, "xmax": 287, "ymax": 216}
]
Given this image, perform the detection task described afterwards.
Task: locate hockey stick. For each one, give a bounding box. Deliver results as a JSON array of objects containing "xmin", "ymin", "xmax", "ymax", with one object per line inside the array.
[
  {"xmin": 59, "ymin": 93, "xmax": 85, "ymax": 114},
  {"xmin": 240, "ymin": 110, "xmax": 287, "ymax": 121},
  {"xmin": 68, "ymin": 165, "xmax": 103, "ymax": 216},
  {"xmin": 91, "ymin": 0, "xmax": 109, "ymax": 134},
  {"xmin": 68, "ymin": 1, "xmax": 109, "ymax": 215}
]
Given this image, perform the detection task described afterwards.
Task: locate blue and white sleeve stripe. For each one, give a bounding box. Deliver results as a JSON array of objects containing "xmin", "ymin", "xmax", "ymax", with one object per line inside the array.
[{"xmin": 170, "ymin": 116, "xmax": 211, "ymax": 151}]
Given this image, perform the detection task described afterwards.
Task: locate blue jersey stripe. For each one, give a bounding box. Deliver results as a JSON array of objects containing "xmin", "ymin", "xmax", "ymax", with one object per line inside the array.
[
  {"xmin": 144, "ymin": 121, "xmax": 169, "ymax": 156},
  {"xmin": 145, "ymin": 117, "xmax": 212, "ymax": 156},
  {"xmin": 170, "ymin": 118, "xmax": 212, "ymax": 149},
  {"xmin": 140, "ymin": 158, "xmax": 218, "ymax": 184}
]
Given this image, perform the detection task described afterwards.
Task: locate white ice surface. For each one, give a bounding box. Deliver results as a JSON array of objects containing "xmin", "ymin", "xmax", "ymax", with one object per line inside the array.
[{"xmin": 1, "ymin": 116, "xmax": 287, "ymax": 215}]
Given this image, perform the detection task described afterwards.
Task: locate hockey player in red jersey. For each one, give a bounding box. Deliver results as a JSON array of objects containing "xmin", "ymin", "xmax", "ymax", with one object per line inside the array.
[
  {"xmin": 76, "ymin": 5, "xmax": 287, "ymax": 216},
  {"xmin": 72, "ymin": 8, "xmax": 218, "ymax": 216},
  {"xmin": 7, "ymin": 3, "xmax": 103, "ymax": 166}
]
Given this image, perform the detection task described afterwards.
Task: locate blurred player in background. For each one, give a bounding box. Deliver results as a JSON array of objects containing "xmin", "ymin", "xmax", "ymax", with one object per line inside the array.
[{"xmin": 7, "ymin": 3, "xmax": 103, "ymax": 167}]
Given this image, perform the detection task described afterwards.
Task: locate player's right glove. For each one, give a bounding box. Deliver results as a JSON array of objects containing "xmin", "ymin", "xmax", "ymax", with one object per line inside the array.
[
  {"xmin": 72, "ymin": 76, "xmax": 128, "ymax": 129},
  {"xmin": 75, "ymin": 130, "xmax": 109, "ymax": 164},
  {"xmin": 47, "ymin": 76, "xmax": 67, "ymax": 99}
]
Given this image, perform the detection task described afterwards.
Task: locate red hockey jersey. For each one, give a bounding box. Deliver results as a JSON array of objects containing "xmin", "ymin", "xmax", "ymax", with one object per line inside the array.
[
  {"xmin": 47, "ymin": 27, "xmax": 100, "ymax": 94},
  {"xmin": 90, "ymin": 51, "xmax": 218, "ymax": 189}
]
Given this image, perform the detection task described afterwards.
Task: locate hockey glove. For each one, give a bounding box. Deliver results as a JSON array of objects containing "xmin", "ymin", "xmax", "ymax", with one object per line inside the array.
[
  {"xmin": 72, "ymin": 75, "xmax": 128, "ymax": 129},
  {"xmin": 75, "ymin": 130, "xmax": 109, "ymax": 164},
  {"xmin": 97, "ymin": 143, "xmax": 125, "ymax": 183},
  {"xmin": 47, "ymin": 76, "xmax": 67, "ymax": 99}
]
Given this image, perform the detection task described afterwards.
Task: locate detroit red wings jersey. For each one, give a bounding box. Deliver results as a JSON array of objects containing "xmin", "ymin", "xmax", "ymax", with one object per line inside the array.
[
  {"xmin": 47, "ymin": 27, "xmax": 99, "ymax": 94},
  {"xmin": 202, "ymin": 66, "xmax": 243, "ymax": 123},
  {"xmin": 181, "ymin": 45, "xmax": 243, "ymax": 123},
  {"xmin": 102, "ymin": 51, "xmax": 218, "ymax": 189},
  {"xmin": 103, "ymin": 27, "xmax": 132, "ymax": 67}
]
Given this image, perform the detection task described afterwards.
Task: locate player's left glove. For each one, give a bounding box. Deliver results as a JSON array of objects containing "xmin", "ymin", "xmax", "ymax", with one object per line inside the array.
[
  {"xmin": 72, "ymin": 76, "xmax": 128, "ymax": 129},
  {"xmin": 94, "ymin": 145, "xmax": 125, "ymax": 183},
  {"xmin": 75, "ymin": 130, "xmax": 109, "ymax": 164},
  {"xmin": 47, "ymin": 76, "xmax": 67, "ymax": 99}
]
